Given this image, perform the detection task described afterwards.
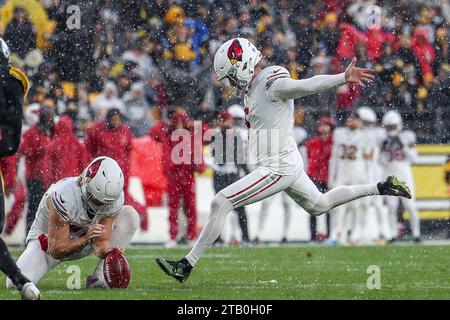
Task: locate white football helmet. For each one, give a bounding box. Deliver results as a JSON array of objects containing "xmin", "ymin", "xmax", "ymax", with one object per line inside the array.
[
  {"xmin": 80, "ymin": 157, "xmax": 124, "ymax": 213},
  {"xmin": 227, "ymin": 104, "xmax": 246, "ymax": 119},
  {"xmin": 214, "ymin": 38, "xmax": 262, "ymax": 90},
  {"xmin": 357, "ymin": 106, "xmax": 377, "ymax": 124},
  {"xmin": 382, "ymin": 110, "xmax": 403, "ymax": 136}
]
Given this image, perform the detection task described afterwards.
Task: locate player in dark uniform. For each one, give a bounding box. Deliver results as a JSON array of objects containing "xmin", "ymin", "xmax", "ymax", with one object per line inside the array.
[{"xmin": 0, "ymin": 37, "xmax": 40, "ymax": 299}]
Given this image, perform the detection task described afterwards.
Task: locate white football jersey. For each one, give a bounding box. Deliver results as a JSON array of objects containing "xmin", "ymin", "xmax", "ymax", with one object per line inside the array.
[
  {"xmin": 244, "ymin": 66, "xmax": 303, "ymax": 175},
  {"xmin": 330, "ymin": 127, "xmax": 371, "ymax": 184},
  {"xmin": 293, "ymin": 126, "xmax": 308, "ymax": 146},
  {"xmin": 379, "ymin": 130, "xmax": 417, "ymax": 186},
  {"xmin": 362, "ymin": 126, "xmax": 386, "ymax": 182},
  {"xmin": 27, "ymin": 177, "xmax": 124, "ymax": 243}
]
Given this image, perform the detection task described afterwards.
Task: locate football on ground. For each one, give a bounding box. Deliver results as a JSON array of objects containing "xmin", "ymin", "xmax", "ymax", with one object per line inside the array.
[
  {"xmin": 104, "ymin": 248, "xmax": 131, "ymax": 289},
  {"xmin": 0, "ymin": 245, "xmax": 449, "ymax": 299}
]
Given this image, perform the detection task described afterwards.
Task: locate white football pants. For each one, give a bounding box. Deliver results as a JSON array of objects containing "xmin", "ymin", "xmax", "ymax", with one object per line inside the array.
[
  {"xmin": 6, "ymin": 205, "xmax": 139, "ymax": 288},
  {"xmin": 186, "ymin": 167, "xmax": 380, "ymax": 266}
]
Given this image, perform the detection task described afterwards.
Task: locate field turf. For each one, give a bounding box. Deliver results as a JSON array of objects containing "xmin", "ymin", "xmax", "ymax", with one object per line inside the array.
[{"xmin": 1, "ymin": 244, "xmax": 449, "ymax": 300}]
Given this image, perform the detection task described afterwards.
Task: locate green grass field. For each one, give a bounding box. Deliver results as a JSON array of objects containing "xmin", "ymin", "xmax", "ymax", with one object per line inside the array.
[{"xmin": 1, "ymin": 244, "xmax": 450, "ymax": 300}]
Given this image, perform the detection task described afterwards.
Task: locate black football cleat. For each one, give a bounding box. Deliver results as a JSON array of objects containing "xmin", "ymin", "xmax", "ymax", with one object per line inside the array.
[
  {"xmin": 156, "ymin": 257, "xmax": 193, "ymax": 283},
  {"xmin": 377, "ymin": 176, "xmax": 412, "ymax": 199}
]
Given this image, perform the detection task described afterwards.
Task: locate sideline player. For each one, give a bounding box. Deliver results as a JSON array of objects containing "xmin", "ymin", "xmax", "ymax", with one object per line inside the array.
[
  {"xmin": 5, "ymin": 157, "xmax": 139, "ymax": 289},
  {"xmin": 357, "ymin": 106, "xmax": 390, "ymax": 244},
  {"xmin": 328, "ymin": 112, "xmax": 371, "ymax": 244},
  {"xmin": 156, "ymin": 38, "xmax": 412, "ymax": 282},
  {"xmin": 380, "ymin": 110, "xmax": 421, "ymax": 242},
  {"xmin": 0, "ymin": 37, "xmax": 40, "ymax": 299}
]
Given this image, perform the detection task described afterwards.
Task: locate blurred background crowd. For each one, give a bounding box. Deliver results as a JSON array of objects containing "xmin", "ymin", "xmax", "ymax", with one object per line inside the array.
[
  {"xmin": 1, "ymin": 0, "xmax": 449, "ymax": 141},
  {"xmin": 0, "ymin": 0, "xmax": 449, "ymax": 245}
]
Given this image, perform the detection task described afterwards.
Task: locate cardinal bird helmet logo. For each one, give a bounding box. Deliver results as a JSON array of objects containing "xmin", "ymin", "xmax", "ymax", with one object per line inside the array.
[
  {"xmin": 227, "ymin": 39, "xmax": 243, "ymax": 65},
  {"xmin": 86, "ymin": 159, "xmax": 102, "ymax": 182}
]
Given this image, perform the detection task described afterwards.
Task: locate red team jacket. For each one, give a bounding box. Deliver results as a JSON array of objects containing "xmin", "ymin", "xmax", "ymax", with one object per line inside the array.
[
  {"xmin": 0, "ymin": 155, "xmax": 18, "ymax": 191},
  {"xmin": 149, "ymin": 111, "xmax": 207, "ymax": 180},
  {"xmin": 47, "ymin": 116, "xmax": 88, "ymax": 183},
  {"xmin": 85, "ymin": 120, "xmax": 133, "ymax": 177},
  {"xmin": 305, "ymin": 135, "xmax": 333, "ymax": 185},
  {"xmin": 19, "ymin": 124, "xmax": 53, "ymax": 187}
]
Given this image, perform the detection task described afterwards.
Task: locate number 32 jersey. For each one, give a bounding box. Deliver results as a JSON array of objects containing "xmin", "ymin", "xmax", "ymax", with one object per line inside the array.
[{"xmin": 330, "ymin": 127, "xmax": 371, "ymax": 185}]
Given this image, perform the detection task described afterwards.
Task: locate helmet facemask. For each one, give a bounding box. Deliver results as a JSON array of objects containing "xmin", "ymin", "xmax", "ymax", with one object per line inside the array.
[
  {"xmin": 219, "ymin": 68, "xmax": 248, "ymax": 94},
  {"xmin": 81, "ymin": 182, "xmax": 111, "ymax": 212},
  {"xmin": 382, "ymin": 111, "xmax": 403, "ymax": 137},
  {"xmin": 386, "ymin": 125, "xmax": 400, "ymax": 137}
]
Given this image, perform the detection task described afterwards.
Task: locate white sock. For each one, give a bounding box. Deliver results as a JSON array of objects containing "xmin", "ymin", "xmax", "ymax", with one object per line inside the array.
[
  {"xmin": 186, "ymin": 193, "xmax": 233, "ymax": 267},
  {"xmin": 283, "ymin": 199, "xmax": 291, "ymax": 239},
  {"xmin": 257, "ymin": 198, "xmax": 270, "ymax": 238},
  {"xmin": 311, "ymin": 184, "xmax": 379, "ymax": 215},
  {"xmin": 90, "ymin": 259, "xmax": 108, "ymax": 287},
  {"xmin": 403, "ymin": 199, "xmax": 421, "ymax": 238}
]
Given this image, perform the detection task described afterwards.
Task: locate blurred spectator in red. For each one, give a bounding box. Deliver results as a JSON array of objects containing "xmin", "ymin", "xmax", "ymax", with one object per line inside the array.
[
  {"xmin": 366, "ymin": 27, "xmax": 398, "ymax": 62},
  {"xmin": 411, "ymin": 28, "xmax": 436, "ymax": 82},
  {"xmin": 305, "ymin": 117, "xmax": 336, "ymax": 240},
  {"xmin": 47, "ymin": 116, "xmax": 88, "ymax": 183},
  {"xmin": 336, "ymin": 22, "xmax": 365, "ymax": 61},
  {"xmin": 19, "ymin": 108, "xmax": 54, "ymax": 234},
  {"xmin": 0, "ymin": 155, "xmax": 26, "ymax": 235},
  {"xmin": 149, "ymin": 109, "xmax": 207, "ymax": 247},
  {"xmin": 324, "ymin": 0, "xmax": 349, "ymax": 15},
  {"xmin": 85, "ymin": 108, "xmax": 148, "ymax": 230}
]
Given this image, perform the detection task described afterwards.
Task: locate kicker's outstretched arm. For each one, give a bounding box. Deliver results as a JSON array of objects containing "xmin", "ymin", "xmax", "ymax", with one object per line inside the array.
[
  {"xmin": 270, "ymin": 57, "xmax": 374, "ymax": 100},
  {"xmin": 271, "ymin": 73, "xmax": 346, "ymax": 100}
]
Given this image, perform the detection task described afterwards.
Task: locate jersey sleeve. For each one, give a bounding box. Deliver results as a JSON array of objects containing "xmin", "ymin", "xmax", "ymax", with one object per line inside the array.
[
  {"xmin": 401, "ymin": 130, "xmax": 418, "ymax": 162},
  {"xmin": 361, "ymin": 131, "xmax": 375, "ymax": 155},
  {"xmin": 265, "ymin": 66, "xmax": 292, "ymax": 102},
  {"xmin": 332, "ymin": 127, "xmax": 344, "ymax": 143},
  {"xmin": 294, "ymin": 127, "xmax": 308, "ymax": 146},
  {"xmin": 49, "ymin": 180, "xmax": 78, "ymax": 222},
  {"xmin": 402, "ymin": 130, "xmax": 417, "ymax": 146},
  {"xmin": 50, "ymin": 186, "xmax": 72, "ymax": 222},
  {"xmin": 375, "ymin": 128, "xmax": 387, "ymax": 146},
  {"xmin": 268, "ymin": 70, "xmax": 346, "ymax": 101}
]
